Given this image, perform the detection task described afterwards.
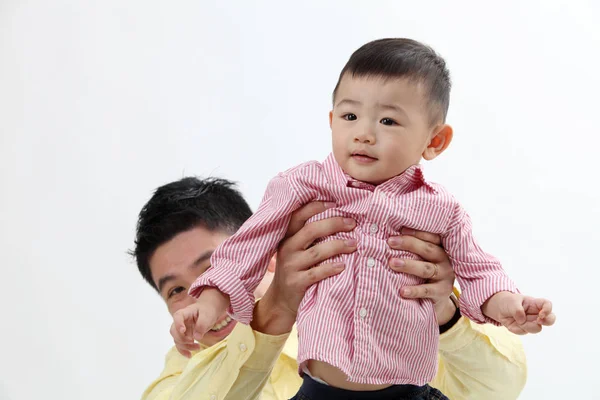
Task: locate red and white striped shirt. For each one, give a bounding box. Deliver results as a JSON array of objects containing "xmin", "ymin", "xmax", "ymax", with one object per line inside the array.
[{"xmin": 190, "ymin": 153, "xmax": 518, "ymax": 385}]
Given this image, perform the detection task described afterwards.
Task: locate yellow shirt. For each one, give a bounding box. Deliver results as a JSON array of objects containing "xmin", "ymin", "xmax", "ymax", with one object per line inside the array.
[{"xmin": 142, "ymin": 316, "xmax": 527, "ymax": 400}]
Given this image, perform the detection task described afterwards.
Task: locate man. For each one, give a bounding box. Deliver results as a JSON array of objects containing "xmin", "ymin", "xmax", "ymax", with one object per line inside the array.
[{"xmin": 133, "ymin": 177, "xmax": 527, "ymax": 400}]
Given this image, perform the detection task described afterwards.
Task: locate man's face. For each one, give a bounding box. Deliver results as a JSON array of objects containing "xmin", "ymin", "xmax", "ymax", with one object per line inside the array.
[
  {"xmin": 149, "ymin": 226, "xmax": 235, "ymax": 347},
  {"xmin": 331, "ymin": 74, "xmax": 435, "ymax": 184}
]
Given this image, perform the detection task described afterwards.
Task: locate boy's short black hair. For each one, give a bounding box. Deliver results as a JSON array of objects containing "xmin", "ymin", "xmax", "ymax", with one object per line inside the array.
[
  {"xmin": 131, "ymin": 177, "xmax": 252, "ymax": 291},
  {"xmin": 332, "ymin": 38, "xmax": 451, "ymax": 124}
]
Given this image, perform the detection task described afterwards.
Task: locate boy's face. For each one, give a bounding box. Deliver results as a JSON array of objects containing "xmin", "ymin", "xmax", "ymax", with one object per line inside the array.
[{"xmin": 331, "ymin": 74, "xmax": 443, "ymax": 184}]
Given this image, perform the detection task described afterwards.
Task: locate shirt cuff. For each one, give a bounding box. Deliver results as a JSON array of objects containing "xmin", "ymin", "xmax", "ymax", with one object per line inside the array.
[
  {"xmin": 189, "ymin": 259, "xmax": 256, "ymax": 324},
  {"xmin": 229, "ymin": 325, "xmax": 290, "ymax": 371},
  {"xmin": 460, "ymin": 276, "xmax": 519, "ymax": 325}
]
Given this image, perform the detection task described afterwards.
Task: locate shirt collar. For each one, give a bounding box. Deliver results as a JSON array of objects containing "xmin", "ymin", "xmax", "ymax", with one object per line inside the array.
[{"xmin": 323, "ymin": 153, "xmax": 437, "ymax": 194}]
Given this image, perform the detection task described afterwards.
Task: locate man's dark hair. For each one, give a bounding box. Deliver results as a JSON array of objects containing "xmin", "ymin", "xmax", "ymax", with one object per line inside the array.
[
  {"xmin": 131, "ymin": 177, "xmax": 252, "ymax": 291},
  {"xmin": 332, "ymin": 38, "xmax": 451, "ymax": 124}
]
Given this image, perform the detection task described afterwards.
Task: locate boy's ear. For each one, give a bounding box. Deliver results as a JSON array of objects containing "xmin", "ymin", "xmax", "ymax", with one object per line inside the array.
[
  {"xmin": 423, "ymin": 124, "xmax": 453, "ymax": 161},
  {"xmin": 329, "ymin": 111, "xmax": 333, "ymax": 129}
]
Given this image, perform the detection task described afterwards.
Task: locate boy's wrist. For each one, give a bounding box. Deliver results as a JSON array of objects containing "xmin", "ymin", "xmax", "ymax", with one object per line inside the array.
[{"xmin": 481, "ymin": 291, "xmax": 512, "ymax": 321}]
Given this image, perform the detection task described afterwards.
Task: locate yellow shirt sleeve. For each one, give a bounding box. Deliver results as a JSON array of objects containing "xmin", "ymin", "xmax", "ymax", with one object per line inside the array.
[
  {"xmin": 431, "ymin": 316, "xmax": 527, "ymax": 400},
  {"xmin": 141, "ymin": 322, "xmax": 289, "ymax": 400}
]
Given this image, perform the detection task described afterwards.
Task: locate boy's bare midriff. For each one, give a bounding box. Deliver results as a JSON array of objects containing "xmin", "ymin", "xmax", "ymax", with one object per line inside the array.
[{"xmin": 307, "ymin": 359, "xmax": 392, "ymax": 391}]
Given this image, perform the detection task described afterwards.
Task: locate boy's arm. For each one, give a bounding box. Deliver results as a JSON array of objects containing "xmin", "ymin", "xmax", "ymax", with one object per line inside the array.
[
  {"xmin": 441, "ymin": 203, "xmax": 518, "ymax": 324},
  {"xmin": 189, "ymin": 173, "xmax": 307, "ymax": 323},
  {"xmin": 432, "ymin": 313, "xmax": 527, "ymax": 400}
]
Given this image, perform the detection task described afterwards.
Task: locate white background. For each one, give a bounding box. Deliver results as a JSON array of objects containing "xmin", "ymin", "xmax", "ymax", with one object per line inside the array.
[{"xmin": 1, "ymin": 1, "xmax": 599, "ymax": 399}]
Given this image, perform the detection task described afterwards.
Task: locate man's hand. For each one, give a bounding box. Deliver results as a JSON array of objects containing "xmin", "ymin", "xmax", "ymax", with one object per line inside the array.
[
  {"xmin": 387, "ymin": 228, "xmax": 457, "ymax": 325},
  {"xmin": 273, "ymin": 201, "xmax": 357, "ymax": 317},
  {"xmin": 252, "ymin": 202, "xmax": 357, "ymax": 335},
  {"xmin": 482, "ymin": 291, "xmax": 556, "ymax": 335},
  {"xmin": 170, "ymin": 288, "xmax": 229, "ymax": 357}
]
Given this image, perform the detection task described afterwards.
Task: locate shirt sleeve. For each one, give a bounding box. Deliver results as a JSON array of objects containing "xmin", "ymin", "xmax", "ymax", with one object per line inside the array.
[
  {"xmin": 442, "ymin": 203, "xmax": 519, "ymax": 324},
  {"xmin": 431, "ymin": 313, "xmax": 527, "ymax": 400},
  {"xmin": 189, "ymin": 173, "xmax": 303, "ymax": 324},
  {"xmin": 140, "ymin": 323, "xmax": 290, "ymax": 400}
]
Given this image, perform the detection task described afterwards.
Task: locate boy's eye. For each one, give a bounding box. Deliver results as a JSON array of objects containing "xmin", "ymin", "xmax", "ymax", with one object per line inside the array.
[
  {"xmin": 343, "ymin": 113, "xmax": 357, "ymax": 121},
  {"xmin": 168, "ymin": 286, "xmax": 186, "ymax": 299},
  {"xmin": 380, "ymin": 118, "xmax": 397, "ymax": 126}
]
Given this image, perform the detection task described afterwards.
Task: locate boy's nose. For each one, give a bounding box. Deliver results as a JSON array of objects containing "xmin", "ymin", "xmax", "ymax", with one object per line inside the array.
[{"xmin": 354, "ymin": 128, "xmax": 376, "ymax": 144}]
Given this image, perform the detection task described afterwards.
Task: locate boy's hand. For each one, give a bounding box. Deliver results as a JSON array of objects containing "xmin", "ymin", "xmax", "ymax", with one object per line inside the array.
[
  {"xmin": 169, "ymin": 288, "xmax": 230, "ymax": 357},
  {"xmin": 482, "ymin": 291, "xmax": 556, "ymax": 335}
]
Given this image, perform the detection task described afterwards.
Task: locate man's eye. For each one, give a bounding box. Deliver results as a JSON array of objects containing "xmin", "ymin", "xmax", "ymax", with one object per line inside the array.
[
  {"xmin": 343, "ymin": 113, "xmax": 357, "ymax": 121},
  {"xmin": 380, "ymin": 118, "xmax": 397, "ymax": 126},
  {"xmin": 168, "ymin": 286, "xmax": 186, "ymax": 299}
]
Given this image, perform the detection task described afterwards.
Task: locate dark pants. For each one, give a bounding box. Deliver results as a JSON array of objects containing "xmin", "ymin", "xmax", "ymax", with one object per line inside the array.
[{"xmin": 290, "ymin": 375, "xmax": 449, "ymax": 400}]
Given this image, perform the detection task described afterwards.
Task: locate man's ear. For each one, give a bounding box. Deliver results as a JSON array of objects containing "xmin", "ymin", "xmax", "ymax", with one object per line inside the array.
[
  {"xmin": 267, "ymin": 255, "xmax": 277, "ymax": 273},
  {"xmin": 423, "ymin": 124, "xmax": 453, "ymax": 161},
  {"xmin": 329, "ymin": 111, "xmax": 333, "ymax": 129}
]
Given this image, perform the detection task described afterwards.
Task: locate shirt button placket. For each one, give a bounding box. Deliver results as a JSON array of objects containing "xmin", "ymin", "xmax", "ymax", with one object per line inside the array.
[{"xmin": 370, "ymin": 223, "xmax": 378, "ymax": 234}]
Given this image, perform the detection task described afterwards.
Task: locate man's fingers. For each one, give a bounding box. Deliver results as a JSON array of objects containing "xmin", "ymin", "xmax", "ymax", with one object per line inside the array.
[
  {"xmin": 390, "ymin": 259, "xmax": 441, "ymax": 280},
  {"xmin": 284, "ymin": 217, "xmax": 356, "ymax": 253},
  {"xmin": 285, "ymin": 202, "xmax": 335, "ymax": 239},
  {"xmin": 400, "ymin": 228, "xmax": 442, "ymax": 245},
  {"xmin": 400, "ymin": 283, "xmax": 439, "ymax": 299},
  {"xmin": 295, "ymin": 239, "xmax": 356, "ymax": 271},
  {"xmin": 302, "ymin": 262, "xmax": 345, "ymax": 287},
  {"xmin": 388, "ymin": 235, "xmax": 447, "ymax": 263}
]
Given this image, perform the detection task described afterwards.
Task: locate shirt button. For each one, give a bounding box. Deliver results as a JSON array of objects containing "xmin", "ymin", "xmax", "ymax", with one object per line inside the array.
[
  {"xmin": 378, "ymin": 192, "xmax": 387, "ymax": 200},
  {"xmin": 210, "ymin": 395, "xmax": 217, "ymax": 400},
  {"xmin": 367, "ymin": 257, "xmax": 376, "ymax": 268},
  {"xmin": 359, "ymin": 308, "xmax": 367, "ymax": 318},
  {"xmin": 239, "ymin": 343, "xmax": 247, "ymax": 352},
  {"xmin": 370, "ymin": 223, "xmax": 378, "ymax": 234}
]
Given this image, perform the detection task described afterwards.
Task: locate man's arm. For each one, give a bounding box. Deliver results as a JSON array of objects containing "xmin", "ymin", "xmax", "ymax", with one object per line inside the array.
[
  {"xmin": 142, "ymin": 203, "xmax": 355, "ymax": 400},
  {"xmin": 433, "ymin": 311, "xmax": 527, "ymax": 400},
  {"xmin": 388, "ymin": 230, "xmax": 527, "ymax": 400},
  {"xmin": 142, "ymin": 323, "xmax": 290, "ymax": 400}
]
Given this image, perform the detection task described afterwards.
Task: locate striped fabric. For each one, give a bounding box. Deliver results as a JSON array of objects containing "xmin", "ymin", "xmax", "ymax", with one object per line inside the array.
[{"xmin": 189, "ymin": 153, "xmax": 518, "ymax": 385}]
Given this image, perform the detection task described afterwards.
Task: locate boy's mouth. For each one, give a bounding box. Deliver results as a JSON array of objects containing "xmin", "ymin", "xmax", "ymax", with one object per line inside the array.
[{"xmin": 351, "ymin": 151, "xmax": 378, "ymax": 163}]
